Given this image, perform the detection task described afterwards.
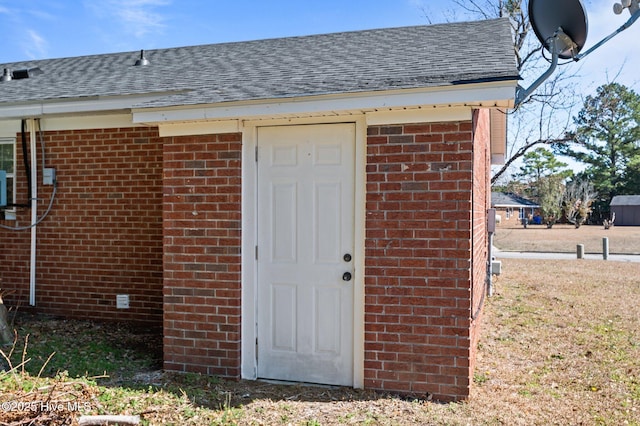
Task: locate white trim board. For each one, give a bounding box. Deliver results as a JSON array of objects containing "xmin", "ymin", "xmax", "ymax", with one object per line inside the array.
[
  {"xmin": 158, "ymin": 120, "xmax": 240, "ymax": 137},
  {"xmin": 0, "ymin": 114, "xmax": 140, "ymax": 136},
  {"xmin": 151, "ymin": 107, "xmax": 475, "ymax": 138},
  {"xmin": 365, "ymin": 107, "xmax": 472, "ymax": 126}
]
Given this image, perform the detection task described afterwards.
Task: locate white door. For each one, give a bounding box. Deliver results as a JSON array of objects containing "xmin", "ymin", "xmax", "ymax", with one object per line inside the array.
[{"xmin": 257, "ymin": 123, "xmax": 355, "ymax": 386}]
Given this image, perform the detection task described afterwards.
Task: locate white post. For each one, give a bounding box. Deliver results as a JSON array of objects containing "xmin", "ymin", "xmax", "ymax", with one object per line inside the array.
[
  {"xmin": 603, "ymin": 237, "xmax": 609, "ymax": 261},
  {"xmin": 577, "ymin": 244, "xmax": 584, "ymax": 259}
]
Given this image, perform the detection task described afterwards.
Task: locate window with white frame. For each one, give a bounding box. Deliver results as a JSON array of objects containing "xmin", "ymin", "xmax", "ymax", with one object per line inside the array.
[{"xmin": 0, "ymin": 138, "xmax": 16, "ymax": 218}]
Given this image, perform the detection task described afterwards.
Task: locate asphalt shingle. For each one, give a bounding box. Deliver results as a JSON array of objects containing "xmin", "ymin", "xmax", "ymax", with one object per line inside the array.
[{"xmin": 0, "ymin": 18, "xmax": 518, "ymax": 109}]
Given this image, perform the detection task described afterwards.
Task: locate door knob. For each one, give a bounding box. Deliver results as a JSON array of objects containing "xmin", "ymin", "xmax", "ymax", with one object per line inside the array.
[{"xmin": 342, "ymin": 272, "xmax": 352, "ymax": 281}]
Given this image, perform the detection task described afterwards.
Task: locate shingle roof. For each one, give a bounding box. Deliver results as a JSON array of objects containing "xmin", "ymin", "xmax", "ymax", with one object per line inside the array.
[
  {"xmin": 491, "ymin": 192, "xmax": 540, "ymax": 208},
  {"xmin": 610, "ymin": 195, "xmax": 640, "ymax": 206},
  {"xmin": 0, "ymin": 18, "xmax": 518, "ymax": 109}
]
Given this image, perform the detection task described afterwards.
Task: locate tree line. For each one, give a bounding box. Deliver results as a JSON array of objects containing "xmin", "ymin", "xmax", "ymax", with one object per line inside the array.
[{"xmin": 496, "ymin": 82, "xmax": 640, "ymax": 226}]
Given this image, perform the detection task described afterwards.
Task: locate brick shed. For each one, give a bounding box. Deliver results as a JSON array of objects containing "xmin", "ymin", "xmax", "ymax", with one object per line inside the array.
[{"xmin": 0, "ymin": 18, "xmax": 518, "ymax": 401}]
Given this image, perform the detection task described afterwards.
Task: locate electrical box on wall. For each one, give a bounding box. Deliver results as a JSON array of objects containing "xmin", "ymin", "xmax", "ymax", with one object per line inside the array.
[
  {"xmin": 492, "ymin": 259, "xmax": 502, "ymax": 275},
  {"xmin": 0, "ymin": 170, "xmax": 6, "ymax": 207},
  {"xmin": 43, "ymin": 168, "xmax": 55, "ymax": 186},
  {"xmin": 488, "ymin": 208, "xmax": 497, "ymax": 233}
]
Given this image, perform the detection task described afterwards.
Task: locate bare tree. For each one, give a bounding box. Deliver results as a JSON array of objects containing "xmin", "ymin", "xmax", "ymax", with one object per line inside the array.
[
  {"xmin": 563, "ymin": 179, "xmax": 597, "ymax": 228},
  {"xmin": 450, "ymin": 0, "xmax": 536, "ymax": 69},
  {"xmin": 427, "ymin": 0, "xmax": 580, "ymax": 184}
]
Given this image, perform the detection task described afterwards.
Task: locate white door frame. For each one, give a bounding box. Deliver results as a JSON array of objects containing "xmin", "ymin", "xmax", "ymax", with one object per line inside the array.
[{"xmin": 241, "ymin": 116, "xmax": 366, "ymax": 388}]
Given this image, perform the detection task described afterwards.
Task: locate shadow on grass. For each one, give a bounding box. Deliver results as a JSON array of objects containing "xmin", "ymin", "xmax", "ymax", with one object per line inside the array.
[
  {"xmin": 2, "ymin": 313, "xmax": 415, "ymax": 415},
  {"xmin": 2, "ymin": 312, "xmax": 162, "ymax": 381}
]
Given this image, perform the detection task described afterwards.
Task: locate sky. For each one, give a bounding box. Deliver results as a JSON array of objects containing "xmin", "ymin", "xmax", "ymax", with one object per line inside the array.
[{"xmin": 0, "ymin": 0, "xmax": 639, "ymax": 96}]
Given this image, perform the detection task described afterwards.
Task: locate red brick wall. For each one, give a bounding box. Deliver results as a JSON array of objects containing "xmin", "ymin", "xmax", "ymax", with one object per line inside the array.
[
  {"xmin": 0, "ymin": 127, "xmax": 164, "ymax": 324},
  {"xmin": 364, "ymin": 121, "xmax": 478, "ymax": 401},
  {"xmin": 470, "ymin": 110, "xmax": 491, "ymax": 374},
  {"xmin": 162, "ymin": 133, "xmax": 242, "ymax": 377}
]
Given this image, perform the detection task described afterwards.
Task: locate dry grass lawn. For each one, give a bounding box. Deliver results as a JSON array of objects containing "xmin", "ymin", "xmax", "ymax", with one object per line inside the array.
[
  {"xmin": 494, "ymin": 224, "xmax": 640, "ymax": 254},
  {"xmin": 228, "ymin": 258, "xmax": 640, "ymax": 425},
  {"xmin": 458, "ymin": 258, "xmax": 640, "ymax": 425},
  {"xmin": 2, "ymin": 258, "xmax": 640, "ymax": 424}
]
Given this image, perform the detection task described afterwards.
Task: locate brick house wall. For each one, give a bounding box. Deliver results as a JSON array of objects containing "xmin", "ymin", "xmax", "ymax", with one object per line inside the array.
[
  {"xmin": 0, "ymin": 127, "xmax": 164, "ymax": 324},
  {"xmin": 162, "ymin": 133, "xmax": 242, "ymax": 377},
  {"xmin": 1, "ymin": 116, "xmax": 491, "ymax": 401},
  {"xmin": 364, "ymin": 114, "xmax": 488, "ymax": 401},
  {"xmin": 470, "ymin": 110, "xmax": 491, "ymax": 373}
]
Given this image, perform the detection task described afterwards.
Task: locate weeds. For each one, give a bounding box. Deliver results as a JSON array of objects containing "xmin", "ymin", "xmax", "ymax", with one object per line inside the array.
[
  {"xmin": 0, "ymin": 336, "xmax": 97, "ymax": 425},
  {"xmin": 473, "ymin": 372, "xmax": 489, "ymax": 385},
  {"xmin": 0, "ymin": 318, "xmax": 231, "ymax": 425}
]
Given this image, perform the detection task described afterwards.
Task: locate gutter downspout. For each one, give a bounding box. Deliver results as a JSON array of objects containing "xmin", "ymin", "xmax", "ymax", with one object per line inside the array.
[{"xmin": 29, "ymin": 118, "xmax": 37, "ymax": 306}]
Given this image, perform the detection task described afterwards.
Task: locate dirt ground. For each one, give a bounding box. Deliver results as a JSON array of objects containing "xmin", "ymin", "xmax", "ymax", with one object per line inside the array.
[{"xmin": 494, "ymin": 223, "xmax": 640, "ymax": 254}]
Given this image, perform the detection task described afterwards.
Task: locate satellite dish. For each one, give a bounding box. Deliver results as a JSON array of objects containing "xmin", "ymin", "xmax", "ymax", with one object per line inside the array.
[{"xmin": 529, "ymin": 0, "xmax": 589, "ymax": 59}]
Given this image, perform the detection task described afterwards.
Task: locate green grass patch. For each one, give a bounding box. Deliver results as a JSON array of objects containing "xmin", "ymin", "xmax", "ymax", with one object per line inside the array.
[{"xmin": 3, "ymin": 314, "xmax": 161, "ymax": 382}]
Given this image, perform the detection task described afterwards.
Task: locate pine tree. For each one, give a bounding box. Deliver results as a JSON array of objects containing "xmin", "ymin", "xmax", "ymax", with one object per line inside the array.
[{"xmin": 557, "ymin": 83, "xmax": 640, "ymax": 202}]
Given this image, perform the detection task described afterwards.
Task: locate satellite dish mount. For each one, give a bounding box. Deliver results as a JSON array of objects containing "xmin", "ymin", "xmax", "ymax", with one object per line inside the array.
[
  {"xmin": 514, "ymin": 27, "xmax": 577, "ymax": 106},
  {"xmin": 515, "ymin": 0, "xmax": 640, "ymax": 107}
]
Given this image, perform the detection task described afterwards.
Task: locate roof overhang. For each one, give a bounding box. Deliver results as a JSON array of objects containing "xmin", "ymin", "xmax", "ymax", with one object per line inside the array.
[
  {"xmin": 131, "ymin": 81, "xmax": 518, "ymax": 133},
  {"xmin": 0, "ymin": 80, "xmax": 518, "ymax": 143}
]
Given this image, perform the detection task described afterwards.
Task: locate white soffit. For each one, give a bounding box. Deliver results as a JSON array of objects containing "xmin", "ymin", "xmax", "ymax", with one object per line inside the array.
[{"xmin": 133, "ymin": 82, "xmax": 517, "ymax": 127}]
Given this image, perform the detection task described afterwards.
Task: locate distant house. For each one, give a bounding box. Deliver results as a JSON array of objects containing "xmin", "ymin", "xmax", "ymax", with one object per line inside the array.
[
  {"xmin": 610, "ymin": 195, "xmax": 640, "ymax": 226},
  {"xmin": 0, "ymin": 18, "xmax": 519, "ymax": 401},
  {"xmin": 491, "ymin": 192, "xmax": 540, "ymax": 224}
]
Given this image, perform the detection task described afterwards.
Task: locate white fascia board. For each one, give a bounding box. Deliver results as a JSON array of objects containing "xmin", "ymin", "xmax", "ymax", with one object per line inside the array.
[
  {"xmin": 0, "ymin": 120, "xmax": 21, "ymax": 137},
  {"xmin": 365, "ymin": 106, "xmax": 472, "ymax": 125},
  {"xmin": 133, "ymin": 82, "xmax": 517, "ymax": 125},
  {"xmin": 0, "ymin": 114, "xmax": 137, "ymax": 135},
  {"xmin": 42, "ymin": 114, "xmax": 137, "ymax": 131},
  {"xmin": 158, "ymin": 120, "xmax": 240, "ymax": 137}
]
